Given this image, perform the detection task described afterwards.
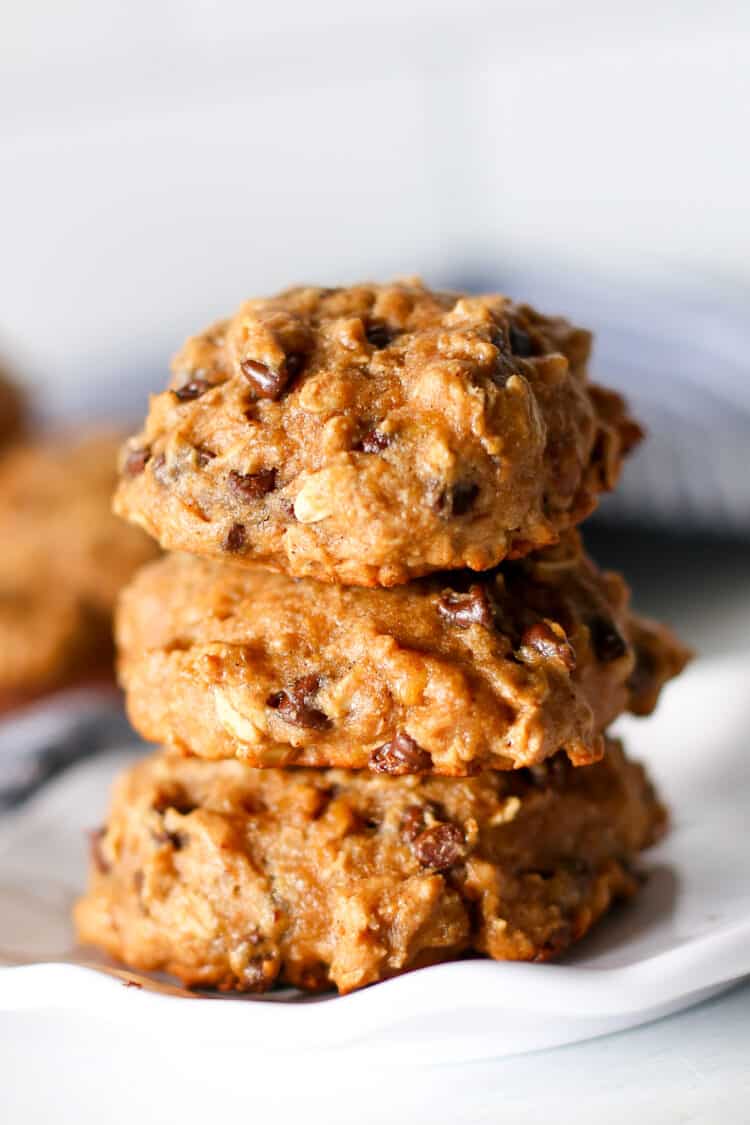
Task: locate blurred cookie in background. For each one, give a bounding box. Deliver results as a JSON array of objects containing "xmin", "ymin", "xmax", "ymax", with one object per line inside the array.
[
  {"xmin": 0, "ymin": 431, "xmax": 159, "ymax": 713},
  {"xmin": 0, "ymin": 368, "xmax": 27, "ymax": 450}
]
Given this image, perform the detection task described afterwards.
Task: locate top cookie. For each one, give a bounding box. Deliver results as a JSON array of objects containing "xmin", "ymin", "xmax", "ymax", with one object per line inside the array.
[{"xmin": 115, "ymin": 280, "xmax": 641, "ymax": 586}]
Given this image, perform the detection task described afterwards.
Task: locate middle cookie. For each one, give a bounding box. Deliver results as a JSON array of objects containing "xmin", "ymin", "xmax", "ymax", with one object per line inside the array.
[{"xmin": 117, "ymin": 532, "xmax": 688, "ymax": 776}]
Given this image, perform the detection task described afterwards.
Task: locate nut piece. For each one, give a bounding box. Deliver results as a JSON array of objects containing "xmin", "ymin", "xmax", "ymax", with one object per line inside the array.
[
  {"xmin": 214, "ymin": 689, "xmax": 264, "ymax": 745},
  {"xmin": 293, "ymin": 471, "xmax": 337, "ymax": 524}
]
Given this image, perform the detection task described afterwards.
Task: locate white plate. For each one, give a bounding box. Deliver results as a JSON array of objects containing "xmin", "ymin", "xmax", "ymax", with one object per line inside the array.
[{"xmin": 0, "ymin": 656, "xmax": 748, "ymax": 1064}]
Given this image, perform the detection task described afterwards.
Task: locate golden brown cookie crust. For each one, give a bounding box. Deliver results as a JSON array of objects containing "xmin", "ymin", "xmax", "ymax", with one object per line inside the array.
[
  {"xmin": 0, "ymin": 431, "xmax": 159, "ymax": 706},
  {"xmin": 116, "ymin": 532, "xmax": 689, "ymax": 775},
  {"xmin": 74, "ymin": 740, "xmax": 665, "ymax": 995},
  {"xmin": 114, "ymin": 280, "xmax": 641, "ymax": 587}
]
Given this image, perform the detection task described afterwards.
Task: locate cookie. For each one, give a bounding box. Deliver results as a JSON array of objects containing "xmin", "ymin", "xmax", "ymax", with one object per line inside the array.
[
  {"xmin": 0, "ymin": 371, "xmax": 26, "ymax": 450},
  {"xmin": 0, "ymin": 431, "xmax": 159, "ymax": 710},
  {"xmin": 114, "ymin": 280, "xmax": 641, "ymax": 587},
  {"xmin": 74, "ymin": 739, "xmax": 665, "ymax": 995},
  {"xmin": 116, "ymin": 532, "xmax": 689, "ymax": 775}
]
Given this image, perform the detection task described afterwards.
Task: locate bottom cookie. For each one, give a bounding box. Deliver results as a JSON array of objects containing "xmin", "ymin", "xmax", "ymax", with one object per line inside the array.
[{"xmin": 75, "ymin": 740, "xmax": 665, "ymax": 995}]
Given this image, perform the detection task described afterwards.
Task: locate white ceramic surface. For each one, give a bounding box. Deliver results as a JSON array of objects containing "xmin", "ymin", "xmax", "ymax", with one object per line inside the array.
[{"xmin": 0, "ymin": 655, "xmax": 748, "ymax": 1064}]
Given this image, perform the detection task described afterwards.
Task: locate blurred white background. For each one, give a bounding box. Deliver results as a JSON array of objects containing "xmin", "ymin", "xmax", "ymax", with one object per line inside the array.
[
  {"xmin": 2, "ymin": 0, "xmax": 749, "ymax": 532},
  {"xmin": 2, "ymin": 0, "xmax": 748, "ymax": 388}
]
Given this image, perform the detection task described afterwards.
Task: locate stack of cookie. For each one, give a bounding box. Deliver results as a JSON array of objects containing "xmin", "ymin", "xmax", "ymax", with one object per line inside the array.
[{"xmin": 75, "ymin": 281, "xmax": 689, "ymax": 995}]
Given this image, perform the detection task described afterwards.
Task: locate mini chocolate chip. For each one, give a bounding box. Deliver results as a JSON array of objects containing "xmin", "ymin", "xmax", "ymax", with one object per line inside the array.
[
  {"xmin": 437, "ymin": 585, "xmax": 494, "ymax": 629},
  {"xmin": 370, "ymin": 732, "xmax": 432, "ymax": 775},
  {"xmin": 413, "ymin": 823, "xmax": 466, "ymax": 870},
  {"xmin": 588, "ymin": 615, "xmax": 628, "ymax": 662},
  {"xmin": 520, "ymin": 622, "xmax": 576, "ymax": 671},
  {"xmin": 450, "ymin": 481, "xmax": 479, "ymax": 516},
  {"xmin": 357, "ymin": 428, "xmax": 391, "ymax": 454},
  {"xmin": 228, "ymin": 467, "xmax": 277, "ymax": 500},
  {"xmin": 123, "ymin": 447, "xmax": 150, "ymax": 477},
  {"xmin": 240, "ymin": 353, "xmax": 305, "ymax": 400},
  {"xmin": 509, "ymin": 323, "xmax": 533, "ymax": 357},
  {"xmin": 88, "ymin": 827, "xmax": 109, "ymax": 874},
  {"xmin": 223, "ymin": 522, "xmax": 247, "ymax": 552},
  {"xmin": 432, "ymin": 480, "xmax": 480, "ymax": 517},
  {"xmin": 279, "ymin": 497, "xmax": 297, "ymax": 520},
  {"xmin": 123, "ymin": 979, "xmax": 143, "ymax": 989},
  {"xmin": 173, "ymin": 377, "xmax": 210, "ymax": 401},
  {"xmin": 365, "ymin": 319, "xmax": 394, "ymax": 349},
  {"xmin": 266, "ymin": 674, "xmax": 331, "ymax": 731}
]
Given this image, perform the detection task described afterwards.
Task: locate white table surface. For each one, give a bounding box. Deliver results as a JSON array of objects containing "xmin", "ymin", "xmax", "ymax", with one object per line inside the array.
[{"xmin": 2, "ymin": 533, "xmax": 749, "ymax": 1123}]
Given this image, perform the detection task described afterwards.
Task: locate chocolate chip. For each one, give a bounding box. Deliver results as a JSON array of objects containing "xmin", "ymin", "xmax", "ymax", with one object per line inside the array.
[
  {"xmin": 509, "ymin": 323, "xmax": 533, "ymax": 357},
  {"xmin": 437, "ymin": 585, "xmax": 494, "ymax": 629},
  {"xmin": 266, "ymin": 674, "xmax": 331, "ymax": 731},
  {"xmin": 173, "ymin": 378, "xmax": 210, "ymax": 402},
  {"xmin": 223, "ymin": 522, "xmax": 247, "ymax": 552},
  {"xmin": 520, "ymin": 622, "xmax": 575, "ymax": 671},
  {"xmin": 433, "ymin": 480, "xmax": 480, "ymax": 517},
  {"xmin": 228, "ymin": 468, "xmax": 277, "ymax": 500},
  {"xmin": 450, "ymin": 481, "xmax": 479, "ymax": 516},
  {"xmin": 413, "ymin": 823, "xmax": 466, "ymax": 870},
  {"xmin": 357, "ymin": 428, "xmax": 391, "ymax": 454},
  {"xmin": 88, "ymin": 827, "xmax": 109, "ymax": 874},
  {"xmin": 123, "ymin": 447, "xmax": 150, "ymax": 477},
  {"xmin": 365, "ymin": 319, "xmax": 394, "ymax": 349},
  {"xmin": 588, "ymin": 615, "xmax": 628, "ymax": 662},
  {"xmin": 370, "ymin": 732, "xmax": 432, "ymax": 775},
  {"xmin": 240, "ymin": 353, "xmax": 305, "ymax": 400}
]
